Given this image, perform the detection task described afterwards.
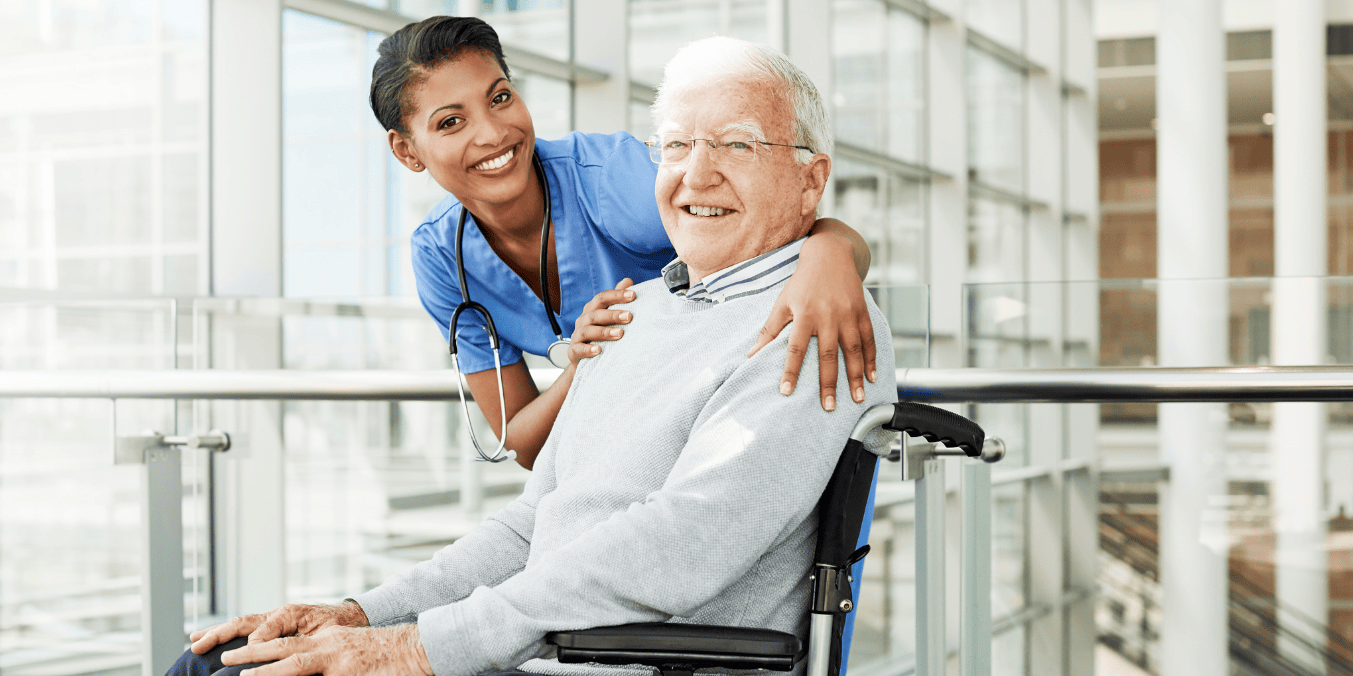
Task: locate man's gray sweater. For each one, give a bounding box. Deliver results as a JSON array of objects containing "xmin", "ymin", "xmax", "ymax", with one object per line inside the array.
[{"xmin": 353, "ymin": 275, "xmax": 897, "ymax": 676}]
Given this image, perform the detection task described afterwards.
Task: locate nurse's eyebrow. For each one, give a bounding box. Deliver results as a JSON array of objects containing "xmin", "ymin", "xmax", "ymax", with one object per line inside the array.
[
  {"xmin": 425, "ymin": 79, "xmax": 509, "ymax": 124},
  {"xmin": 427, "ymin": 103, "xmax": 463, "ymax": 124}
]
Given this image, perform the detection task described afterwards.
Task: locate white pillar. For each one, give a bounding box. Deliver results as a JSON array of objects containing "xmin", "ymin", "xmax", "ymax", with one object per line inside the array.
[
  {"xmin": 1155, "ymin": 1, "xmax": 1229, "ymax": 675},
  {"xmin": 571, "ymin": 0, "xmax": 628, "ymax": 134},
  {"xmin": 1273, "ymin": 1, "xmax": 1329, "ymax": 670},
  {"xmin": 210, "ymin": 0, "xmax": 287, "ymax": 618}
]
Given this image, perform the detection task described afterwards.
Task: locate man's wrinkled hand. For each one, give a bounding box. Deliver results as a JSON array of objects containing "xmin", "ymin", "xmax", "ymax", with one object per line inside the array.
[
  {"xmin": 222, "ymin": 624, "xmax": 432, "ymax": 676},
  {"xmin": 190, "ymin": 602, "xmax": 369, "ymax": 656}
]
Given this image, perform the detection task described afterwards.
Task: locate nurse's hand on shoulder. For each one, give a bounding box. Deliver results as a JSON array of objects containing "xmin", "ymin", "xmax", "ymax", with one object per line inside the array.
[
  {"xmin": 224, "ymin": 624, "xmax": 431, "ymax": 676},
  {"xmin": 750, "ymin": 231, "xmax": 878, "ymax": 412},
  {"xmin": 569, "ymin": 278, "xmax": 637, "ymax": 367},
  {"xmin": 189, "ymin": 602, "xmax": 368, "ymax": 655}
]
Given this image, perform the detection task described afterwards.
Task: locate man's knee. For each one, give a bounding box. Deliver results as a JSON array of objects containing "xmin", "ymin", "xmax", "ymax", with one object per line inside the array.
[
  {"xmin": 166, "ymin": 638, "xmax": 253, "ymax": 676},
  {"xmin": 210, "ymin": 663, "xmax": 264, "ymax": 676}
]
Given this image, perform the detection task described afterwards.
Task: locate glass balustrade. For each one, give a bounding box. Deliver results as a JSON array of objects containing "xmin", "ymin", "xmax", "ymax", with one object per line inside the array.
[
  {"xmin": 965, "ymin": 275, "xmax": 1353, "ymax": 675},
  {"xmin": 0, "ymin": 296, "xmax": 203, "ymax": 676},
  {"xmin": 0, "ymin": 285, "xmax": 931, "ymax": 676}
]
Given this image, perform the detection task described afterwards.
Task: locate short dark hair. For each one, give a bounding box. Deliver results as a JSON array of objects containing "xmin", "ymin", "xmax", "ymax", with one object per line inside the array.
[{"xmin": 370, "ymin": 16, "xmax": 511, "ymax": 135}]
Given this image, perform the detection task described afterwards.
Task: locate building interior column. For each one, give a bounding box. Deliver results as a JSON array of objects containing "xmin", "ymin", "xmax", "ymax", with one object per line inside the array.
[
  {"xmin": 1155, "ymin": 0, "xmax": 1230, "ymax": 674},
  {"xmin": 1273, "ymin": 0, "xmax": 1330, "ymax": 670}
]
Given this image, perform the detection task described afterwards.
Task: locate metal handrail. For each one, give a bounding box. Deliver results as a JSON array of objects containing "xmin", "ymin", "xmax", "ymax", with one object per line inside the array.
[
  {"xmin": 896, "ymin": 366, "xmax": 1353, "ymax": 403},
  {"xmin": 2, "ymin": 366, "xmax": 1353, "ymax": 402}
]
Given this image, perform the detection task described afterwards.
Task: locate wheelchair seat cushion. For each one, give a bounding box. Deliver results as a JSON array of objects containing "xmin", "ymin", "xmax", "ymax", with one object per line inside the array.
[{"xmin": 547, "ymin": 622, "xmax": 800, "ymax": 657}]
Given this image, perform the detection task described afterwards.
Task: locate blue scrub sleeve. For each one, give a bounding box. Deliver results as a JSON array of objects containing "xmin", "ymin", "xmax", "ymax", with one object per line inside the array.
[
  {"xmin": 411, "ymin": 239, "xmax": 524, "ymax": 375},
  {"xmin": 593, "ymin": 135, "xmax": 670, "ymax": 257}
]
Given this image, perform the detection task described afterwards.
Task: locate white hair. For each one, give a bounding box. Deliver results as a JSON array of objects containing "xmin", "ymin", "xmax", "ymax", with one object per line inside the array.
[{"xmin": 651, "ymin": 36, "xmax": 832, "ymax": 164}]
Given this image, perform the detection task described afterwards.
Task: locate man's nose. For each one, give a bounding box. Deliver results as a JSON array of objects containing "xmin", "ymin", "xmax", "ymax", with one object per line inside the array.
[{"xmin": 682, "ymin": 141, "xmax": 722, "ymax": 188}]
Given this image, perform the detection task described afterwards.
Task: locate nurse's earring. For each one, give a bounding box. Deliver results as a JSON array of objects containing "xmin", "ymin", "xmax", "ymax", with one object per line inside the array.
[{"xmin": 413, "ymin": 162, "xmax": 422, "ymax": 170}]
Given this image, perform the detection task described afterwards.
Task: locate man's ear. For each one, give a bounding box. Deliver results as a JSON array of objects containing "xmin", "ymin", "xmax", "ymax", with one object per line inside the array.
[
  {"xmin": 799, "ymin": 153, "xmax": 831, "ymax": 217},
  {"xmin": 389, "ymin": 129, "xmax": 424, "ymax": 172}
]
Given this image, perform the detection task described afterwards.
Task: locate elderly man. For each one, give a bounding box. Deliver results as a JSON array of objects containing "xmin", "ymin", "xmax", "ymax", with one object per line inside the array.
[{"xmin": 177, "ymin": 36, "xmax": 897, "ymax": 676}]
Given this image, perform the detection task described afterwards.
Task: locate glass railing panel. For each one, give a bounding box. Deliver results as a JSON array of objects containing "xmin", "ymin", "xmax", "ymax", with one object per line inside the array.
[
  {"xmin": 0, "ymin": 284, "xmax": 930, "ymax": 674},
  {"xmin": 190, "ymin": 285, "xmax": 930, "ymax": 670},
  {"xmin": 965, "ymin": 276, "xmax": 1353, "ymax": 676},
  {"xmin": 191, "ymin": 297, "xmax": 530, "ymax": 604},
  {"xmin": 991, "ymin": 481, "xmax": 1026, "ymax": 619},
  {"xmin": 0, "ymin": 295, "xmax": 208, "ymax": 676},
  {"xmin": 846, "ymin": 285, "xmax": 928, "ymax": 673}
]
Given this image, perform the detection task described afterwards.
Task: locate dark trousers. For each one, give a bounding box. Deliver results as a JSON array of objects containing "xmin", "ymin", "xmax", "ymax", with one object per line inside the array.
[{"xmin": 166, "ymin": 638, "xmax": 272, "ymax": 676}]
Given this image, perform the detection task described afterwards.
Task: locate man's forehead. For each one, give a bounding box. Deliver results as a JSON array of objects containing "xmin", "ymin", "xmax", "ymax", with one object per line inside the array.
[
  {"xmin": 656, "ymin": 119, "xmax": 767, "ymax": 137},
  {"xmin": 658, "ymin": 77, "xmax": 789, "ymax": 135}
]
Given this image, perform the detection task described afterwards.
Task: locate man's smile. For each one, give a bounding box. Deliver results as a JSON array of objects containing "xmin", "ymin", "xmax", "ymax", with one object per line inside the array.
[{"xmin": 684, "ymin": 205, "xmax": 733, "ymax": 217}]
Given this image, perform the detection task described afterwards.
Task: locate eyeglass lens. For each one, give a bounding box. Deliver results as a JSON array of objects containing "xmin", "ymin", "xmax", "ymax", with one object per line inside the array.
[{"xmin": 648, "ymin": 134, "xmax": 760, "ymax": 164}]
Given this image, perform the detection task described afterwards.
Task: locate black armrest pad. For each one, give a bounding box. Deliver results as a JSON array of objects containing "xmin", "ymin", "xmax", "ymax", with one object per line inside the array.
[{"xmin": 547, "ymin": 622, "xmax": 800, "ymax": 657}]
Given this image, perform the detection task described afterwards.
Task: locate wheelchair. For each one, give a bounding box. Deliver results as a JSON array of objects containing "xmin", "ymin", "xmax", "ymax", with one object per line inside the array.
[{"xmin": 546, "ymin": 402, "xmax": 985, "ymax": 676}]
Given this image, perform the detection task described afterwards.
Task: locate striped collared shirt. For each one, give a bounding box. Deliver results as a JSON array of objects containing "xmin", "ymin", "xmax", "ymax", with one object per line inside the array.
[{"xmin": 661, "ymin": 237, "xmax": 806, "ymax": 304}]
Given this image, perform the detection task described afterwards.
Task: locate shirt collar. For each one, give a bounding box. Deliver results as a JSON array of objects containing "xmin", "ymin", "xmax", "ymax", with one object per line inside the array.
[{"xmin": 662, "ymin": 237, "xmax": 806, "ymax": 304}]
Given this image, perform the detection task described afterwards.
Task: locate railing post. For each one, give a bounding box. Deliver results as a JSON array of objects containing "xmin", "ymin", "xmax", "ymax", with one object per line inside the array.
[
  {"xmin": 961, "ymin": 460, "xmax": 992, "ymax": 676},
  {"xmin": 142, "ymin": 445, "xmax": 185, "ymax": 676},
  {"xmin": 913, "ymin": 450, "xmax": 946, "ymax": 676},
  {"xmin": 119, "ymin": 430, "xmax": 231, "ymax": 676}
]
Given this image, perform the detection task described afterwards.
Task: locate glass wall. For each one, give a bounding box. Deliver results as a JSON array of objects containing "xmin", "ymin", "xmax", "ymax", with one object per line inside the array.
[
  {"xmin": 967, "ymin": 48, "xmax": 1024, "ymax": 195},
  {"xmin": 283, "ymin": 11, "xmax": 404, "ymax": 298},
  {"xmin": 628, "ymin": 0, "xmax": 768, "ymax": 90},
  {"xmin": 832, "ymin": 0, "xmax": 925, "ymax": 164},
  {"xmin": 834, "ymin": 160, "xmax": 926, "ymax": 285},
  {"xmin": 0, "ymin": 1, "xmax": 210, "ymax": 296},
  {"xmin": 280, "ymin": 7, "xmax": 574, "ymax": 300}
]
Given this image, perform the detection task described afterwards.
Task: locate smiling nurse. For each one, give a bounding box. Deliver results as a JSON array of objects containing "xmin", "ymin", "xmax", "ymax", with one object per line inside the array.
[{"xmin": 375, "ymin": 16, "xmax": 879, "ymax": 469}]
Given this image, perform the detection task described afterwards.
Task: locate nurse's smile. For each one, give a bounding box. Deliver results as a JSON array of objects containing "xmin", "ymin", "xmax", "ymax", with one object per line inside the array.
[{"xmin": 472, "ymin": 146, "xmax": 516, "ymax": 172}]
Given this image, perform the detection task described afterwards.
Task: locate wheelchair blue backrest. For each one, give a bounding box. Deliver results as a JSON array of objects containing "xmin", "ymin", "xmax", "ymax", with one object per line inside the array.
[{"xmin": 839, "ymin": 465, "xmax": 878, "ymax": 676}]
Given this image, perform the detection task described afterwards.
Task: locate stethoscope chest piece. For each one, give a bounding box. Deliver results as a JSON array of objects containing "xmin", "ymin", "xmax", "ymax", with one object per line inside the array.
[{"xmin": 547, "ymin": 338, "xmax": 571, "ymax": 369}]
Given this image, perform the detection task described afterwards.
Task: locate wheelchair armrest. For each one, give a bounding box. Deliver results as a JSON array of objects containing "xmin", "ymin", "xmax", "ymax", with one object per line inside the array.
[{"xmin": 547, "ymin": 622, "xmax": 801, "ymax": 672}]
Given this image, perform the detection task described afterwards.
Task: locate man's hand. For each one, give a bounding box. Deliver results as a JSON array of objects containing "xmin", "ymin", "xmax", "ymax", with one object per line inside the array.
[
  {"xmin": 223, "ymin": 625, "xmax": 433, "ymax": 676},
  {"xmin": 190, "ymin": 602, "xmax": 369, "ymax": 655}
]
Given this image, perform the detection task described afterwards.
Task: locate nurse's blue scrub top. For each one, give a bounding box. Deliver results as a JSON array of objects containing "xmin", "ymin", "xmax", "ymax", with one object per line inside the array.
[{"xmin": 410, "ymin": 131, "xmax": 674, "ymax": 375}]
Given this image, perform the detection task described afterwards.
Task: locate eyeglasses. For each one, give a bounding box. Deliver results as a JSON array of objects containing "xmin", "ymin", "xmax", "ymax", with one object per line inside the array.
[{"xmin": 645, "ymin": 132, "xmax": 814, "ymax": 165}]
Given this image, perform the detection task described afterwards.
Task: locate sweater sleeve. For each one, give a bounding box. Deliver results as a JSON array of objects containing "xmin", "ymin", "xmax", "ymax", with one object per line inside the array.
[
  {"xmin": 351, "ymin": 452, "xmax": 557, "ymax": 627},
  {"xmin": 413, "ymin": 306, "xmax": 898, "ymax": 676}
]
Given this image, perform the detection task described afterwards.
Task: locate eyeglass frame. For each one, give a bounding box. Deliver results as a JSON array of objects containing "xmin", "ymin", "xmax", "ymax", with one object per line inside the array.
[{"xmin": 644, "ymin": 132, "xmax": 815, "ymax": 165}]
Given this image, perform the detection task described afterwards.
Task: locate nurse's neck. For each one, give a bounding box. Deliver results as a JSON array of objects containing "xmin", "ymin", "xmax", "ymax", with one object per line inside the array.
[{"xmin": 463, "ymin": 166, "xmax": 547, "ymax": 246}]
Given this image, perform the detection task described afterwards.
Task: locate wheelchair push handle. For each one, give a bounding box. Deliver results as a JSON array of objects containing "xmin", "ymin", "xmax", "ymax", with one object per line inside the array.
[{"xmin": 885, "ymin": 402, "xmax": 985, "ymax": 457}]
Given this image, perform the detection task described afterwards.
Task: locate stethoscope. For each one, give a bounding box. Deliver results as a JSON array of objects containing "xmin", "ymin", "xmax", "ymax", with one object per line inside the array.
[{"xmin": 449, "ymin": 151, "xmax": 569, "ymax": 463}]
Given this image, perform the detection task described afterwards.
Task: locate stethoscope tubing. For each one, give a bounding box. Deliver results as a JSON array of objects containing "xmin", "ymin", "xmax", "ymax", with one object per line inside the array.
[{"xmin": 449, "ymin": 150, "xmax": 569, "ymax": 463}]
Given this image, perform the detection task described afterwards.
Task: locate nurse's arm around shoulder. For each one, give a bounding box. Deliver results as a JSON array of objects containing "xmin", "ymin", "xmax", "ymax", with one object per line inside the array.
[
  {"xmin": 462, "ymin": 279, "xmax": 637, "ymax": 470},
  {"xmin": 750, "ymin": 216, "xmax": 878, "ymax": 413}
]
